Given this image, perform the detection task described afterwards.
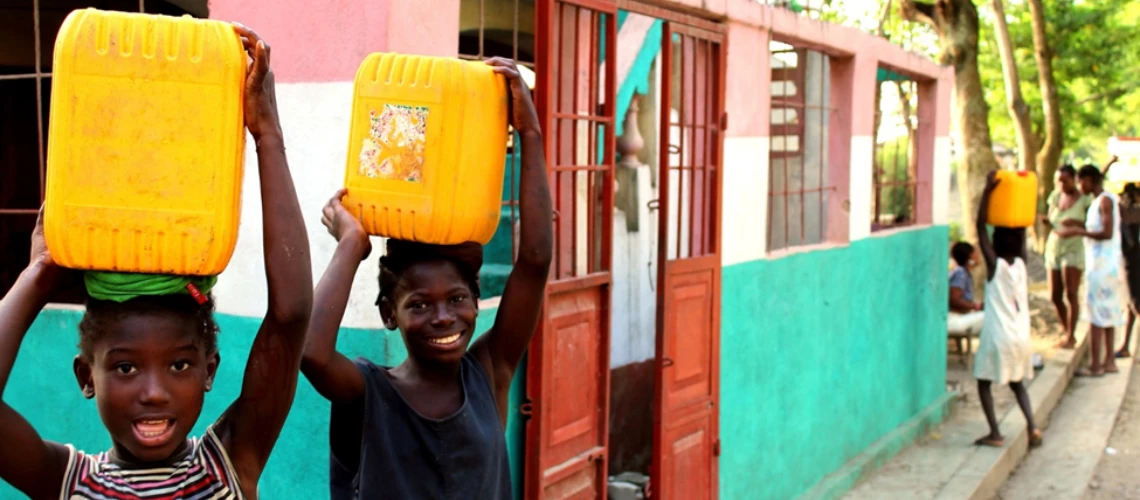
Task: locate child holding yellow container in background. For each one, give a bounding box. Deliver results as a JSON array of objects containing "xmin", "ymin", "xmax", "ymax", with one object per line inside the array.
[{"xmin": 972, "ymin": 171, "xmax": 1042, "ymax": 449}]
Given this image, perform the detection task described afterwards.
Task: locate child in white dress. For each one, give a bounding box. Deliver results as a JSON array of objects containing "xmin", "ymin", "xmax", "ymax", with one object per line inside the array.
[{"xmin": 973, "ymin": 172, "xmax": 1043, "ymax": 448}]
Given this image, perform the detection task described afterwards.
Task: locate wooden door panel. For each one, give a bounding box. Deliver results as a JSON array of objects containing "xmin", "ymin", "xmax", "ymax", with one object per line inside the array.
[
  {"xmin": 530, "ymin": 287, "xmax": 609, "ymax": 498},
  {"xmin": 662, "ymin": 262, "xmax": 715, "ymax": 410},
  {"xmin": 661, "ymin": 409, "xmax": 715, "ymax": 500},
  {"xmin": 528, "ymin": 1, "xmax": 615, "ymax": 498},
  {"xmin": 547, "ymin": 293, "xmax": 603, "ymax": 460},
  {"xmin": 647, "ymin": 14, "xmax": 724, "ymax": 500}
]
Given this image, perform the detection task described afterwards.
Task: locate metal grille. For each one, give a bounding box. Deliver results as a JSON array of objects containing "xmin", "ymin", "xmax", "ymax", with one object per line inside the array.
[
  {"xmin": 0, "ymin": 0, "xmax": 195, "ymax": 296},
  {"xmin": 768, "ymin": 42, "xmax": 835, "ymax": 251},
  {"xmin": 458, "ymin": 0, "xmax": 534, "ymax": 264},
  {"xmin": 872, "ymin": 78, "xmax": 922, "ymax": 230},
  {"xmin": 663, "ymin": 29, "xmax": 722, "ymax": 261},
  {"xmin": 544, "ymin": 1, "xmax": 615, "ymax": 280}
]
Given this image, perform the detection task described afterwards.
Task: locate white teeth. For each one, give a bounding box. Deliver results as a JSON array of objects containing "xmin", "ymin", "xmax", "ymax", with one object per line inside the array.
[
  {"xmin": 136, "ymin": 419, "xmax": 171, "ymax": 438},
  {"xmin": 428, "ymin": 333, "xmax": 461, "ymax": 345}
]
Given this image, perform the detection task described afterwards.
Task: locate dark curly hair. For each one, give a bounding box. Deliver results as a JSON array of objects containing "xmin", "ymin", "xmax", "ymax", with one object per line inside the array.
[
  {"xmin": 375, "ymin": 240, "xmax": 483, "ymax": 307},
  {"xmin": 951, "ymin": 241, "xmax": 975, "ymax": 267},
  {"xmin": 1077, "ymin": 164, "xmax": 1103, "ymax": 183},
  {"xmin": 78, "ymin": 295, "xmax": 219, "ymax": 360}
]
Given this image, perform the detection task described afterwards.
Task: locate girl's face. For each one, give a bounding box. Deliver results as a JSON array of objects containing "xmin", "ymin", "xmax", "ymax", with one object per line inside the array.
[
  {"xmin": 1057, "ymin": 172, "xmax": 1075, "ymax": 193},
  {"xmin": 74, "ymin": 313, "xmax": 217, "ymax": 464},
  {"xmin": 382, "ymin": 261, "xmax": 478, "ymax": 367},
  {"xmin": 1078, "ymin": 176, "xmax": 1096, "ymax": 195}
]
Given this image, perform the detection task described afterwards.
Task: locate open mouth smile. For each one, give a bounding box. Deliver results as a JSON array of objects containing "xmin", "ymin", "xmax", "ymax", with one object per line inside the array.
[
  {"xmin": 132, "ymin": 418, "xmax": 176, "ymax": 447},
  {"xmin": 425, "ymin": 332, "xmax": 463, "ymax": 347}
]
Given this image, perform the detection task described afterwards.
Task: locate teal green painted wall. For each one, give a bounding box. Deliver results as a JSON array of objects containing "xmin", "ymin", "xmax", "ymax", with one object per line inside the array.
[
  {"xmin": 0, "ymin": 306, "xmax": 524, "ymax": 499},
  {"xmin": 719, "ymin": 226, "xmax": 949, "ymax": 500}
]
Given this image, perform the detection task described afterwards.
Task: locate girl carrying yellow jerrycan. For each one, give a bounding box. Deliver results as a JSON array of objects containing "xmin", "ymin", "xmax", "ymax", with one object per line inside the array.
[{"xmin": 0, "ymin": 11, "xmax": 313, "ymax": 499}]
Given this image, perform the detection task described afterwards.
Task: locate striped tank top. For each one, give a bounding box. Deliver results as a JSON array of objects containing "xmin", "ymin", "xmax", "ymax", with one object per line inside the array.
[{"xmin": 61, "ymin": 426, "xmax": 243, "ymax": 500}]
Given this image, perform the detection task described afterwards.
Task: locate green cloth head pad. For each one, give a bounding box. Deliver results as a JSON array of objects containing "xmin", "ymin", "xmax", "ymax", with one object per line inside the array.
[{"xmin": 84, "ymin": 271, "xmax": 217, "ymax": 303}]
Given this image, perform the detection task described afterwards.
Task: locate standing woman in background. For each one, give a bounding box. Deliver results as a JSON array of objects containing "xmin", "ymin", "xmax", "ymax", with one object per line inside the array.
[
  {"xmin": 1058, "ymin": 164, "xmax": 1125, "ymax": 376},
  {"xmin": 1042, "ymin": 165, "xmax": 1092, "ymax": 350}
]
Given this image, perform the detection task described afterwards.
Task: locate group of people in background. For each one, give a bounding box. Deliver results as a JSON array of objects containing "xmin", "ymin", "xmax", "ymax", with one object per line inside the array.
[{"xmin": 947, "ymin": 156, "xmax": 1135, "ymax": 449}]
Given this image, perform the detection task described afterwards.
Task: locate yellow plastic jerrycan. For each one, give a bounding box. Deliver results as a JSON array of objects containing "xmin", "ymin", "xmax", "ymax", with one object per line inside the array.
[
  {"xmin": 987, "ymin": 170, "xmax": 1038, "ymax": 228},
  {"xmin": 343, "ymin": 53, "xmax": 509, "ymax": 245},
  {"xmin": 44, "ymin": 8, "xmax": 247, "ymax": 275}
]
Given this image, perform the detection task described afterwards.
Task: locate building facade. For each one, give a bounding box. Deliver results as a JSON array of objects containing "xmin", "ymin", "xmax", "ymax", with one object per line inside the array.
[{"xmin": 0, "ymin": 0, "xmax": 952, "ymax": 498}]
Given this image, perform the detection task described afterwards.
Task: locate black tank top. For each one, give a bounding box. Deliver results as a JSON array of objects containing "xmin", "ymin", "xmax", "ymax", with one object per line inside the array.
[{"xmin": 329, "ymin": 352, "xmax": 511, "ymax": 499}]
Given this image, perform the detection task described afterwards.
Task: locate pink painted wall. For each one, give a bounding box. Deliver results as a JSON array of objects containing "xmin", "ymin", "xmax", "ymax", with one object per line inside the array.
[
  {"xmin": 711, "ymin": 0, "xmax": 954, "ymax": 232},
  {"xmin": 208, "ymin": 0, "xmax": 459, "ymax": 83},
  {"xmin": 725, "ymin": 22, "xmax": 768, "ymax": 138}
]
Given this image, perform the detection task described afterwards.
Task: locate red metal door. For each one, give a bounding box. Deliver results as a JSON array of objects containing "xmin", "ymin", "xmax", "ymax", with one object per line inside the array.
[
  {"xmin": 650, "ymin": 18, "xmax": 726, "ymax": 500},
  {"xmin": 525, "ymin": 1, "xmax": 617, "ymax": 499}
]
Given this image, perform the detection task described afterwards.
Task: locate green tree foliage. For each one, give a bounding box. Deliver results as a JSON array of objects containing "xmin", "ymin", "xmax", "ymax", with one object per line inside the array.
[
  {"xmin": 977, "ymin": 0, "xmax": 1139, "ymax": 161},
  {"xmin": 816, "ymin": 0, "xmax": 1140, "ymax": 161}
]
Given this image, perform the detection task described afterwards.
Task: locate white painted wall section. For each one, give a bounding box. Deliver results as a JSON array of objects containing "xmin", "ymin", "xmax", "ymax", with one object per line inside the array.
[
  {"xmin": 721, "ymin": 136, "xmax": 769, "ymax": 266},
  {"xmin": 847, "ymin": 135, "xmax": 874, "ymax": 242},
  {"xmin": 611, "ymin": 165, "xmax": 658, "ymax": 367},
  {"xmin": 211, "ymin": 82, "xmax": 385, "ymax": 329}
]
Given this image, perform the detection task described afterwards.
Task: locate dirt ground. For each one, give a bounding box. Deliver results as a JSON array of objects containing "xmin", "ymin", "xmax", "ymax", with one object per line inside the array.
[{"xmin": 1085, "ymin": 355, "xmax": 1140, "ymax": 499}]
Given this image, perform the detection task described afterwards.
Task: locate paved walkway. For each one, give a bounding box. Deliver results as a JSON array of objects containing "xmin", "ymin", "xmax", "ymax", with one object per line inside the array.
[
  {"xmin": 845, "ymin": 317, "xmax": 1087, "ymax": 500},
  {"xmin": 998, "ymin": 357, "xmax": 1134, "ymax": 499}
]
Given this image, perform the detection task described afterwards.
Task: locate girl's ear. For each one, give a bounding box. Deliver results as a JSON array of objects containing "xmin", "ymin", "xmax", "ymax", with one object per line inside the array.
[
  {"xmin": 73, "ymin": 355, "xmax": 95, "ymax": 399},
  {"xmin": 205, "ymin": 352, "xmax": 221, "ymax": 392},
  {"xmin": 379, "ymin": 298, "xmax": 397, "ymax": 330}
]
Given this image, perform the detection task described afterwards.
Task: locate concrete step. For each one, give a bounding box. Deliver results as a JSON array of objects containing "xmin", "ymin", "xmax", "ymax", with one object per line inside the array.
[{"xmin": 998, "ymin": 356, "xmax": 1134, "ymax": 498}]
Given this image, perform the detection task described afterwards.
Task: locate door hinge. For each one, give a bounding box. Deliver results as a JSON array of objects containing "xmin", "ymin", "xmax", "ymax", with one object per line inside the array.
[
  {"xmin": 713, "ymin": 438, "xmax": 721, "ymax": 457},
  {"xmin": 721, "ymin": 112, "xmax": 728, "ymax": 130},
  {"xmin": 519, "ymin": 399, "xmax": 534, "ymax": 420}
]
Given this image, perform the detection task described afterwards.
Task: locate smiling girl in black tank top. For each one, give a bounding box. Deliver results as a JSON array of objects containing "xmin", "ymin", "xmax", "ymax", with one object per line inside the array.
[{"xmin": 301, "ymin": 57, "xmax": 552, "ymax": 499}]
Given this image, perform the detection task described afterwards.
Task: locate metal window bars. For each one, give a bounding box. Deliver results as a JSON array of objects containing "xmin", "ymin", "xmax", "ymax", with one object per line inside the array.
[
  {"xmin": 767, "ymin": 42, "xmax": 835, "ymax": 251},
  {"xmin": 544, "ymin": 1, "xmax": 614, "ymax": 280},
  {"xmin": 0, "ymin": 0, "xmax": 184, "ymax": 296},
  {"xmin": 458, "ymin": 0, "xmax": 534, "ymax": 261},
  {"xmin": 871, "ymin": 78, "xmax": 922, "ymax": 230},
  {"xmin": 663, "ymin": 30, "xmax": 721, "ymax": 261}
]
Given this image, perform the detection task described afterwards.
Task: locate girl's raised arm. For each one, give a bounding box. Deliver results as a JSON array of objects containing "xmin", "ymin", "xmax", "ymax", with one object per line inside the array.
[
  {"xmin": 300, "ymin": 189, "xmax": 370, "ymax": 404},
  {"xmin": 470, "ymin": 57, "xmax": 554, "ymax": 422},
  {"xmin": 976, "ymin": 172, "xmax": 1000, "ymax": 281},
  {"xmin": 0, "ymin": 210, "xmax": 73, "ymax": 500},
  {"xmin": 214, "ymin": 24, "xmax": 314, "ymax": 489}
]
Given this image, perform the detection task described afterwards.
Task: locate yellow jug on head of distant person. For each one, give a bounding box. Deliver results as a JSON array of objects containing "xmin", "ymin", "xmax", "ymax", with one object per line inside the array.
[
  {"xmin": 987, "ymin": 170, "xmax": 1038, "ymax": 228},
  {"xmin": 44, "ymin": 8, "xmax": 247, "ymax": 275},
  {"xmin": 342, "ymin": 53, "xmax": 509, "ymax": 245}
]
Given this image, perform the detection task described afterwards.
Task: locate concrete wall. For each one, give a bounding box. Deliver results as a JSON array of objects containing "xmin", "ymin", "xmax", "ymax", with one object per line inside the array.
[
  {"xmin": 719, "ymin": 227, "xmax": 949, "ymax": 499},
  {"xmin": 712, "ymin": 2, "xmax": 956, "ymax": 498}
]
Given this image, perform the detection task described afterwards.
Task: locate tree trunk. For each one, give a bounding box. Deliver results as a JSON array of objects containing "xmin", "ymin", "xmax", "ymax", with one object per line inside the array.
[
  {"xmin": 990, "ymin": 0, "xmax": 1037, "ymax": 173},
  {"xmin": 897, "ymin": 81, "xmax": 919, "ymax": 215},
  {"xmin": 1028, "ymin": 0, "xmax": 1062, "ymax": 204},
  {"xmin": 901, "ymin": 0, "xmax": 1001, "ymax": 244}
]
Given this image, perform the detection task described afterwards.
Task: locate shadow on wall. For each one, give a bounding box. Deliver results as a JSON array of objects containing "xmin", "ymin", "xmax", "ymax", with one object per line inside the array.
[{"xmin": 608, "ymin": 359, "xmax": 655, "ymax": 475}]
